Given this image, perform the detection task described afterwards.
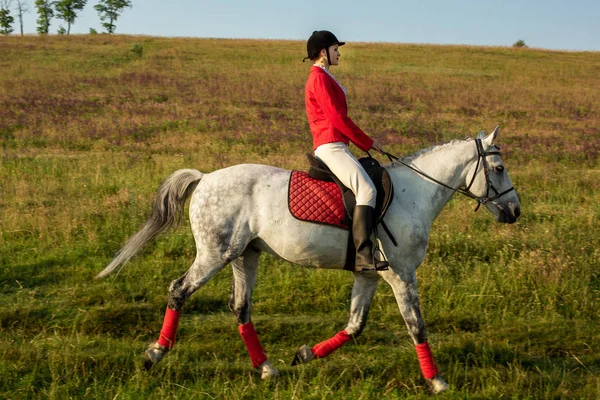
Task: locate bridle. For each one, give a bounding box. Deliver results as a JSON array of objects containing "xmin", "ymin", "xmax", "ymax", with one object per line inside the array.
[{"xmin": 377, "ymin": 139, "xmax": 516, "ymax": 212}]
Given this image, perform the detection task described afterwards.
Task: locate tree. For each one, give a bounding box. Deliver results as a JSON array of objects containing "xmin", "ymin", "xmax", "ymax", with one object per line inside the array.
[
  {"xmin": 513, "ymin": 39, "xmax": 527, "ymax": 48},
  {"xmin": 55, "ymin": 0, "xmax": 85, "ymax": 34},
  {"xmin": 0, "ymin": 0, "xmax": 14, "ymax": 35},
  {"xmin": 35, "ymin": 0, "xmax": 53, "ymax": 34},
  {"xmin": 0, "ymin": 8, "xmax": 14, "ymax": 35},
  {"xmin": 14, "ymin": 0, "xmax": 30, "ymax": 36},
  {"xmin": 94, "ymin": 0, "xmax": 131, "ymax": 34}
]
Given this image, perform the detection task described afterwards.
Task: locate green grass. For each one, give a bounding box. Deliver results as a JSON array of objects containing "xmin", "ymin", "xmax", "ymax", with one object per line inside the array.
[{"xmin": 0, "ymin": 35, "xmax": 599, "ymax": 399}]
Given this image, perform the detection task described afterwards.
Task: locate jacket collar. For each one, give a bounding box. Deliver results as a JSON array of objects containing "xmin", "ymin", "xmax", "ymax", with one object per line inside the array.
[{"xmin": 311, "ymin": 65, "xmax": 346, "ymax": 95}]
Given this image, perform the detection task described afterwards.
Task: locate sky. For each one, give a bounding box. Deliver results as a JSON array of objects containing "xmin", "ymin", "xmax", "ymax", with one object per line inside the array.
[{"xmin": 13, "ymin": 0, "xmax": 600, "ymax": 52}]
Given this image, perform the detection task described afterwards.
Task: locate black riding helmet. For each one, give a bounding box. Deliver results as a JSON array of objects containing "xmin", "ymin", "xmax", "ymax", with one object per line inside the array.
[{"xmin": 304, "ymin": 30, "xmax": 345, "ymax": 64}]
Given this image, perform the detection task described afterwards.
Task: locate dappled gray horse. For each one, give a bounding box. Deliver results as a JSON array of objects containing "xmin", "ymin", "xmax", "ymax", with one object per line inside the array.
[{"xmin": 97, "ymin": 127, "xmax": 520, "ymax": 393}]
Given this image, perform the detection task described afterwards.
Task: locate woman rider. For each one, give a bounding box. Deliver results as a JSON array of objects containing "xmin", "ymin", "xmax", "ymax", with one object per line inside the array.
[{"xmin": 304, "ymin": 30, "xmax": 389, "ymax": 271}]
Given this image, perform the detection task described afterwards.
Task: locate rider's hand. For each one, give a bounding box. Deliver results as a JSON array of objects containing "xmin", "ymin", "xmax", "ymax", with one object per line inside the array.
[{"xmin": 371, "ymin": 141, "xmax": 385, "ymax": 154}]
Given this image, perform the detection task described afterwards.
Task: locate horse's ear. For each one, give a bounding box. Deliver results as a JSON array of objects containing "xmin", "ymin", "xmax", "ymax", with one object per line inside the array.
[
  {"xmin": 484, "ymin": 125, "xmax": 500, "ymax": 146},
  {"xmin": 476, "ymin": 130, "xmax": 486, "ymax": 139}
]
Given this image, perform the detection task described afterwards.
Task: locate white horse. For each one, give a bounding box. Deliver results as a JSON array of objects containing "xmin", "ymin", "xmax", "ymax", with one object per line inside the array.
[{"xmin": 97, "ymin": 127, "xmax": 520, "ymax": 394}]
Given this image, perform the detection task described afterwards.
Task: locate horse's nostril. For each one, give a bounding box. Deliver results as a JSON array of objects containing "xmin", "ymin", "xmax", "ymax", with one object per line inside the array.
[{"xmin": 514, "ymin": 207, "xmax": 521, "ymax": 218}]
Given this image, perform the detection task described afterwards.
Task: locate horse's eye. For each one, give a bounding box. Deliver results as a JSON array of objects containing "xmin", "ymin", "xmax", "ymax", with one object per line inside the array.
[{"xmin": 495, "ymin": 166, "xmax": 505, "ymax": 173}]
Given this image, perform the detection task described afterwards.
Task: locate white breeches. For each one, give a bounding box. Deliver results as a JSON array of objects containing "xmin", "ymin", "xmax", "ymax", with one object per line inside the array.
[{"xmin": 314, "ymin": 142, "xmax": 377, "ymax": 208}]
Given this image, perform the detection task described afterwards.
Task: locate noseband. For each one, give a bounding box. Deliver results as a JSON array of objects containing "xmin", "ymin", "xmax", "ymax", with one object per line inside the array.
[{"xmin": 381, "ymin": 139, "xmax": 516, "ymax": 212}]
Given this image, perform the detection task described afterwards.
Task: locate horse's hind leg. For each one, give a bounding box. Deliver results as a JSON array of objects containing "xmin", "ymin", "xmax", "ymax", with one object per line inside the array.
[
  {"xmin": 292, "ymin": 272, "xmax": 380, "ymax": 365},
  {"xmin": 229, "ymin": 247, "xmax": 278, "ymax": 379},
  {"xmin": 144, "ymin": 252, "xmax": 231, "ymax": 370}
]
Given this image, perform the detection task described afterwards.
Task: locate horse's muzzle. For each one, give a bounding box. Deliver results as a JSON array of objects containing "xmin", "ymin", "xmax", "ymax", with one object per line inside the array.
[{"xmin": 498, "ymin": 203, "xmax": 520, "ymax": 224}]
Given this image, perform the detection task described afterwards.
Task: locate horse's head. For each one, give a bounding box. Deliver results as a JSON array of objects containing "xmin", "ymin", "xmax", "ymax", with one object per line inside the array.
[{"xmin": 466, "ymin": 127, "xmax": 521, "ymax": 224}]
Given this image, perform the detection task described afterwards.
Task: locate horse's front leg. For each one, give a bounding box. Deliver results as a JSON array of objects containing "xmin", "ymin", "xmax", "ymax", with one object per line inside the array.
[
  {"xmin": 292, "ymin": 272, "xmax": 379, "ymax": 364},
  {"xmin": 380, "ymin": 269, "xmax": 449, "ymax": 394}
]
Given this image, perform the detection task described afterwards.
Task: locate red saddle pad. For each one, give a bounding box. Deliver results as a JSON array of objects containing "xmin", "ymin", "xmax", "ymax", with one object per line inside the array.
[{"xmin": 288, "ymin": 171, "xmax": 349, "ymax": 230}]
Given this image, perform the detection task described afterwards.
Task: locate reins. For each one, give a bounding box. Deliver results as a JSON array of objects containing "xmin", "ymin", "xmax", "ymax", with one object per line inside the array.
[{"xmin": 372, "ymin": 139, "xmax": 516, "ymax": 212}]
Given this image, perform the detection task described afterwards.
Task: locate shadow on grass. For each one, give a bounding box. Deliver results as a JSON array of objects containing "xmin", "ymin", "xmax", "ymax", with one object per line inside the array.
[{"xmin": 1, "ymin": 251, "xmax": 99, "ymax": 294}]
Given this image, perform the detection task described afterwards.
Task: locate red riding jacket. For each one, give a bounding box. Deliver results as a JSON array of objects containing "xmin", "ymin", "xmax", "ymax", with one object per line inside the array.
[{"xmin": 305, "ymin": 66, "xmax": 374, "ymax": 152}]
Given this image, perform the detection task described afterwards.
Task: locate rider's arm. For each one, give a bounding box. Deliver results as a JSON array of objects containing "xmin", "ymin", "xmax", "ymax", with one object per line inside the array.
[{"xmin": 312, "ymin": 74, "xmax": 374, "ymax": 152}]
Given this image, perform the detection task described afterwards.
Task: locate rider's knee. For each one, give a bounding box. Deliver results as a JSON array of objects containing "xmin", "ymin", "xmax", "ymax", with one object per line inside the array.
[{"xmin": 357, "ymin": 184, "xmax": 377, "ymax": 208}]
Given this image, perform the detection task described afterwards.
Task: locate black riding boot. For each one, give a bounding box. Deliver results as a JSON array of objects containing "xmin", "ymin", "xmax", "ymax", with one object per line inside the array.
[{"xmin": 353, "ymin": 205, "xmax": 389, "ymax": 271}]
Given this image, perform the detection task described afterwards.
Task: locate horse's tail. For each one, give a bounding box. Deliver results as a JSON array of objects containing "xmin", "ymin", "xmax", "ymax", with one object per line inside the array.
[{"xmin": 96, "ymin": 169, "xmax": 204, "ymax": 279}]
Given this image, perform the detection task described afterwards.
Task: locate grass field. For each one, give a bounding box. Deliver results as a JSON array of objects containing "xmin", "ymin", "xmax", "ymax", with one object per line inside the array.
[{"xmin": 0, "ymin": 35, "xmax": 599, "ymax": 399}]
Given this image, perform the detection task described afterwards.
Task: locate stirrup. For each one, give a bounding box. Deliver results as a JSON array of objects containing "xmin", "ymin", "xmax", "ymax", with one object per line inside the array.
[
  {"xmin": 357, "ymin": 260, "xmax": 389, "ymax": 272},
  {"xmin": 360, "ymin": 234, "xmax": 389, "ymax": 271}
]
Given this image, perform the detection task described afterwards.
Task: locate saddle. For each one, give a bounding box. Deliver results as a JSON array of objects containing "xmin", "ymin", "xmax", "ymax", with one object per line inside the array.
[
  {"xmin": 288, "ymin": 154, "xmax": 395, "ymax": 271},
  {"xmin": 305, "ymin": 153, "xmax": 394, "ymax": 225}
]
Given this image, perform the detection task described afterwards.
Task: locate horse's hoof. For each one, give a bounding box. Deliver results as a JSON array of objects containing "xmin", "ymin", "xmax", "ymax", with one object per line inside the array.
[
  {"xmin": 144, "ymin": 342, "xmax": 169, "ymax": 371},
  {"xmin": 259, "ymin": 360, "xmax": 279, "ymax": 380},
  {"xmin": 426, "ymin": 376, "xmax": 449, "ymax": 394},
  {"xmin": 144, "ymin": 357, "xmax": 155, "ymax": 371},
  {"xmin": 291, "ymin": 345, "xmax": 313, "ymax": 366}
]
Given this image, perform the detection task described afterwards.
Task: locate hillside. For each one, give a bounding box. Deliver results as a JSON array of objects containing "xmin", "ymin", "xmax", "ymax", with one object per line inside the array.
[{"xmin": 1, "ymin": 35, "xmax": 598, "ymax": 399}]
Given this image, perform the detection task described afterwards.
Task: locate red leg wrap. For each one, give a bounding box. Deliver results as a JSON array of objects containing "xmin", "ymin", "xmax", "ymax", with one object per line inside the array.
[
  {"xmin": 157, "ymin": 308, "xmax": 180, "ymax": 349},
  {"xmin": 416, "ymin": 342, "xmax": 438, "ymax": 379},
  {"xmin": 311, "ymin": 330, "xmax": 352, "ymax": 359},
  {"xmin": 238, "ymin": 322, "xmax": 267, "ymax": 368}
]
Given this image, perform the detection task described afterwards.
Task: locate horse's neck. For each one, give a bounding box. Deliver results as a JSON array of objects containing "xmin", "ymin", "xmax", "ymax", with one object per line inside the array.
[
  {"xmin": 389, "ymin": 140, "xmax": 475, "ymax": 222},
  {"xmin": 411, "ymin": 140, "xmax": 475, "ymax": 189}
]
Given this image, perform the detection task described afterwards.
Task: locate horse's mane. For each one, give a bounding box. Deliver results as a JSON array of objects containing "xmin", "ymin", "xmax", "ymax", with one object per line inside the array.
[{"xmin": 392, "ymin": 137, "xmax": 474, "ymax": 166}]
